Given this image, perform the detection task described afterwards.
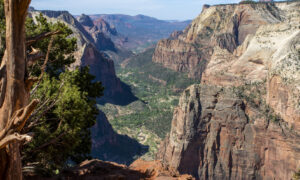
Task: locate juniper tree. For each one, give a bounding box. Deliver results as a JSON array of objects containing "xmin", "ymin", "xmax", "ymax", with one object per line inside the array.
[{"xmin": 0, "ymin": 0, "xmax": 104, "ymax": 178}]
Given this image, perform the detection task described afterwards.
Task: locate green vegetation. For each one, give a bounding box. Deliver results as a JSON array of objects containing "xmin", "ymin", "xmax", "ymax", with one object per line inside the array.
[
  {"xmin": 100, "ymin": 48, "xmax": 200, "ymax": 159},
  {"xmin": 24, "ymin": 15, "xmax": 103, "ymax": 174},
  {"xmin": 23, "ymin": 15, "xmax": 103, "ymax": 175},
  {"xmin": 233, "ymin": 80, "xmax": 282, "ymax": 123},
  {"xmin": 294, "ymin": 169, "xmax": 300, "ymax": 180},
  {"xmin": 0, "ymin": 7, "xmax": 104, "ymax": 175},
  {"xmin": 239, "ymin": 0, "xmax": 257, "ymax": 4},
  {"xmin": 25, "ymin": 15, "xmax": 77, "ymax": 77},
  {"xmin": 23, "ymin": 67, "xmax": 103, "ymax": 174}
]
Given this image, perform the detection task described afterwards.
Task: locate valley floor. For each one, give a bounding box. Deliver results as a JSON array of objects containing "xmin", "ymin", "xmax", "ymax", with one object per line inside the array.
[{"xmin": 98, "ymin": 48, "xmax": 200, "ymax": 161}]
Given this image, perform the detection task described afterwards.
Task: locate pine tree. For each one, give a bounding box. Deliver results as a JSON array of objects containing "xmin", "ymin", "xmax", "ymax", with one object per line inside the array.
[{"xmin": 0, "ymin": 0, "xmax": 104, "ymax": 177}]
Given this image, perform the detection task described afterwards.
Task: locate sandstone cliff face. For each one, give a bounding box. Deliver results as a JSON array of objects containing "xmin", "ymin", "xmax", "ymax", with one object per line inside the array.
[
  {"xmin": 76, "ymin": 14, "xmax": 133, "ymax": 63},
  {"xmin": 78, "ymin": 44, "xmax": 123, "ymax": 98},
  {"xmin": 158, "ymin": 85, "xmax": 300, "ymax": 180},
  {"xmin": 77, "ymin": 14, "xmax": 118, "ymax": 52},
  {"xmin": 93, "ymin": 18, "xmax": 118, "ymax": 37},
  {"xmin": 158, "ymin": 2, "xmax": 300, "ymax": 180},
  {"xmin": 152, "ymin": 3, "xmax": 283, "ymax": 78},
  {"xmin": 202, "ymin": 1, "xmax": 300, "ymax": 130},
  {"xmin": 56, "ymin": 159, "xmax": 194, "ymax": 180},
  {"xmin": 77, "ymin": 14, "xmax": 94, "ymax": 28}
]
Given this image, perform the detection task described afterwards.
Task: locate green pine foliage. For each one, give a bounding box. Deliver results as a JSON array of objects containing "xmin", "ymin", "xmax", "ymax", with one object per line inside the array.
[
  {"xmin": 0, "ymin": 0, "xmax": 104, "ymax": 174},
  {"xmin": 23, "ymin": 16, "xmax": 103, "ymax": 174},
  {"xmin": 25, "ymin": 14, "xmax": 77, "ymax": 77},
  {"xmin": 23, "ymin": 68, "xmax": 103, "ymax": 173}
]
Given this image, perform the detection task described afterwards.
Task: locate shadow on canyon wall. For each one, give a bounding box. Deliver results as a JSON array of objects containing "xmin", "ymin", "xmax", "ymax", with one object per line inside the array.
[
  {"xmin": 91, "ymin": 111, "xmax": 148, "ymax": 165},
  {"xmin": 98, "ymin": 81, "xmax": 138, "ymax": 106}
]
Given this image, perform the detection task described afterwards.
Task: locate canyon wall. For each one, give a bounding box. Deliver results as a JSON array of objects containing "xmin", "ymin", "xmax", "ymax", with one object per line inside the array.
[
  {"xmin": 29, "ymin": 9, "xmax": 125, "ymax": 99},
  {"xmin": 158, "ymin": 85, "xmax": 300, "ymax": 180},
  {"xmin": 152, "ymin": 2, "xmax": 284, "ymax": 78},
  {"xmin": 158, "ymin": 1, "xmax": 300, "ymax": 180}
]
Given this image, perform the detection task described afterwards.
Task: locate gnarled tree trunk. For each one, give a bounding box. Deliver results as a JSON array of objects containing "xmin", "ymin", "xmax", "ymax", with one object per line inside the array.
[{"xmin": 0, "ymin": 0, "xmax": 37, "ymax": 179}]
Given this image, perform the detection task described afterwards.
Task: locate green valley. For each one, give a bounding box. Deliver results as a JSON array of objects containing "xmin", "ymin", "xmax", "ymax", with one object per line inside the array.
[{"xmin": 98, "ymin": 48, "xmax": 200, "ymax": 159}]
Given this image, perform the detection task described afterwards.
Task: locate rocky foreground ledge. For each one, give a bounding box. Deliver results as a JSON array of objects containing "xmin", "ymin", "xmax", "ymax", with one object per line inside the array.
[{"xmin": 25, "ymin": 159, "xmax": 194, "ymax": 180}]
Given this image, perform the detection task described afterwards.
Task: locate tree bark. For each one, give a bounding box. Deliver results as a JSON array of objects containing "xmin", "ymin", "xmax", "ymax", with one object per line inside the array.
[{"xmin": 0, "ymin": 0, "xmax": 32, "ymax": 179}]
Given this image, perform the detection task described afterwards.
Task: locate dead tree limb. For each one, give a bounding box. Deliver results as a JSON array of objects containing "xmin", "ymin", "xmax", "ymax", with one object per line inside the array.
[
  {"xmin": 27, "ymin": 47, "xmax": 44, "ymax": 67},
  {"xmin": 26, "ymin": 30, "xmax": 62, "ymax": 46},
  {"xmin": 30, "ymin": 36, "xmax": 55, "ymax": 95},
  {"xmin": 0, "ymin": 133, "xmax": 32, "ymax": 150}
]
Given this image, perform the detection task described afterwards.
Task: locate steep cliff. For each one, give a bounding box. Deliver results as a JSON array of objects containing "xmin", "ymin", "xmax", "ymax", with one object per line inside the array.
[
  {"xmin": 77, "ymin": 14, "xmax": 117, "ymax": 52},
  {"xmin": 152, "ymin": 2, "xmax": 284, "ymax": 78},
  {"xmin": 158, "ymin": 1, "xmax": 300, "ymax": 180},
  {"xmin": 158, "ymin": 84, "xmax": 300, "ymax": 180},
  {"xmin": 76, "ymin": 44, "xmax": 123, "ymax": 98},
  {"xmin": 76, "ymin": 14, "xmax": 133, "ymax": 63},
  {"xmin": 201, "ymin": 1, "xmax": 300, "ymax": 131}
]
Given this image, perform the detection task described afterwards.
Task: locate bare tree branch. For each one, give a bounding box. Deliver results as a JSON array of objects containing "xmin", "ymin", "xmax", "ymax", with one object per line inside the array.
[
  {"xmin": 0, "ymin": 99, "xmax": 39, "ymax": 142},
  {"xmin": 30, "ymin": 36, "xmax": 55, "ymax": 95},
  {"xmin": 0, "ymin": 133, "xmax": 32, "ymax": 150},
  {"xmin": 26, "ymin": 80, "xmax": 64, "ymax": 132},
  {"xmin": 41, "ymin": 36, "xmax": 54, "ymax": 75},
  {"xmin": 27, "ymin": 47, "xmax": 44, "ymax": 67},
  {"xmin": 26, "ymin": 30, "xmax": 62, "ymax": 46}
]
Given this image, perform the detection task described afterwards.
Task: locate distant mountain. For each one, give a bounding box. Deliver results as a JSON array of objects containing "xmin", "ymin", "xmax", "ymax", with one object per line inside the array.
[
  {"xmin": 88, "ymin": 14, "xmax": 191, "ymax": 52},
  {"xmin": 76, "ymin": 14, "xmax": 132, "ymax": 63}
]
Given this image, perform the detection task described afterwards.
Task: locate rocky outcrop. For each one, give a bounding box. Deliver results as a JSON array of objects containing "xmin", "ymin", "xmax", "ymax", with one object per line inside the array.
[
  {"xmin": 157, "ymin": 2, "xmax": 300, "ymax": 180},
  {"xmin": 32, "ymin": 10, "xmax": 95, "ymax": 49},
  {"xmin": 77, "ymin": 14, "xmax": 118, "ymax": 51},
  {"xmin": 93, "ymin": 18, "xmax": 118, "ymax": 37},
  {"xmin": 25, "ymin": 159, "xmax": 194, "ymax": 179},
  {"xmin": 78, "ymin": 44, "xmax": 122, "ymax": 98},
  {"xmin": 202, "ymin": 1, "xmax": 300, "ymax": 130},
  {"xmin": 57, "ymin": 159, "xmax": 194, "ymax": 180},
  {"xmin": 158, "ymin": 85, "xmax": 300, "ymax": 180},
  {"xmin": 77, "ymin": 14, "xmax": 94, "ymax": 28},
  {"xmin": 152, "ymin": 3, "xmax": 283, "ymax": 78},
  {"xmin": 152, "ymin": 39, "xmax": 203, "ymax": 73},
  {"xmin": 76, "ymin": 14, "xmax": 133, "ymax": 63}
]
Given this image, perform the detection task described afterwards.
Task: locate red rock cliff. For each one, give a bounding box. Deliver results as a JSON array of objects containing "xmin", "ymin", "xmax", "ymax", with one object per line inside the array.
[
  {"xmin": 158, "ymin": 85, "xmax": 300, "ymax": 180},
  {"xmin": 157, "ymin": 1, "xmax": 300, "ymax": 180},
  {"xmin": 152, "ymin": 3, "xmax": 282, "ymax": 78}
]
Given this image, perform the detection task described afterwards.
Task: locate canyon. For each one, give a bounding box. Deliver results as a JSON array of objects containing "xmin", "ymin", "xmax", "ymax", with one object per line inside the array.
[
  {"xmin": 27, "ymin": 1, "xmax": 300, "ymax": 179},
  {"xmin": 88, "ymin": 14, "xmax": 191, "ymax": 53},
  {"xmin": 155, "ymin": 1, "xmax": 300, "ymax": 180},
  {"xmin": 28, "ymin": 7, "xmax": 192, "ymax": 171}
]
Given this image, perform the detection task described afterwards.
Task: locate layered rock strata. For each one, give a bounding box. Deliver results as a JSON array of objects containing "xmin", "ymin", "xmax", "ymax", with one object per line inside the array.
[
  {"xmin": 152, "ymin": 2, "xmax": 285, "ymax": 78},
  {"xmin": 158, "ymin": 2, "xmax": 300, "ymax": 180},
  {"xmin": 158, "ymin": 85, "xmax": 300, "ymax": 180}
]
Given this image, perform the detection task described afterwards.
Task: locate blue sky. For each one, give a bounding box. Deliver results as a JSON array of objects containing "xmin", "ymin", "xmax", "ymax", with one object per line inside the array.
[{"xmin": 30, "ymin": 0, "xmax": 241, "ymax": 20}]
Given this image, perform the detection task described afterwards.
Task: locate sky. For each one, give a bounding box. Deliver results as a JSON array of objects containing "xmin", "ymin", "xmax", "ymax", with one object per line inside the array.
[{"xmin": 30, "ymin": 0, "xmax": 241, "ymax": 21}]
